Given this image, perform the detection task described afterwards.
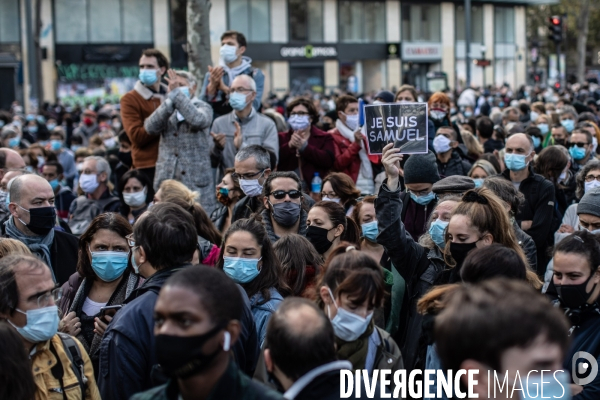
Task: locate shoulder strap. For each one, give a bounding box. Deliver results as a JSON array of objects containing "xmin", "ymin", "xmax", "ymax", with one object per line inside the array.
[
  {"xmin": 49, "ymin": 341, "xmax": 68, "ymax": 400},
  {"xmin": 56, "ymin": 332, "xmax": 88, "ymax": 398}
]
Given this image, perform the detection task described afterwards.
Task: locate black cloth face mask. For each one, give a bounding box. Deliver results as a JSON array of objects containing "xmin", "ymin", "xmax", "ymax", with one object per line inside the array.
[
  {"xmin": 270, "ymin": 201, "xmax": 301, "ymax": 227},
  {"xmin": 306, "ymin": 225, "xmax": 335, "ymax": 255},
  {"xmin": 18, "ymin": 205, "xmax": 56, "ymax": 235},
  {"xmin": 449, "ymin": 241, "xmax": 478, "ymax": 269},
  {"xmin": 556, "ymin": 272, "xmax": 599, "ymax": 310}
]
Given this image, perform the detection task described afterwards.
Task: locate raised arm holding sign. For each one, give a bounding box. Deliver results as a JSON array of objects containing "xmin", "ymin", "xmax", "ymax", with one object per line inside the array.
[{"xmin": 364, "ymin": 103, "xmax": 429, "ymax": 155}]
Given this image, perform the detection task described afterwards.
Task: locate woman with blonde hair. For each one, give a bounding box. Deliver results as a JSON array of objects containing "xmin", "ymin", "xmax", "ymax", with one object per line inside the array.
[
  {"xmin": 0, "ymin": 238, "xmax": 31, "ymax": 258},
  {"xmin": 155, "ymin": 179, "xmax": 222, "ymax": 265},
  {"xmin": 460, "ymin": 130, "xmax": 483, "ymax": 161}
]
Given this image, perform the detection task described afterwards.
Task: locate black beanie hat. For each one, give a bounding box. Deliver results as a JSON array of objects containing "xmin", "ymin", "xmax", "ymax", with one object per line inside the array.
[{"xmin": 404, "ymin": 152, "xmax": 440, "ymax": 184}]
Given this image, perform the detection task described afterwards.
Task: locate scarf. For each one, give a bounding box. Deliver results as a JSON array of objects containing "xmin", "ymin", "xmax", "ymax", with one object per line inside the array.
[
  {"xmin": 335, "ymin": 119, "xmax": 374, "ymax": 193},
  {"xmin": 4, "ymin": 216, "xmax": 55, "ymax": 279},
  {"xmin": 335, "ymin": 320, "xmax": 375, "ymax": 370},
  {"xmin": 220, "ymin": 56, "xmax": 253, "ymax": 88}
]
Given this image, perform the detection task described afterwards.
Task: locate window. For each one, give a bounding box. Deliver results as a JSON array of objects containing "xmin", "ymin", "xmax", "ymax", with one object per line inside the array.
[
  {"xmin": 228, "ymin": 0, "xmax": 270, "ymax": 42},
  {"xmin": 170, "ymin": 0, "xmax": 186, "ymax": 43},
  {"xmin": 339, "ymin": 0, "xmax": 385, "ymax": 43},
  {"xmin": 55, "ymin": 0, "xmax": 152, "ymax": 44},
  {"xmin": 401, "ymin": 4, "xmax": 440, "ymax": 42},
  {"xmin": 495, "ymin": 7, "xmax": 515, "ymax": 43},
  {"xmin": 289, "ymin": 0, "xmax": 323, "ymax": 42},
  {"xmin": 0, "ymin": 0, "xmax": 20, "ymax": 43},
  {"xmin": 455, "ymin": 5, "xmax": 483, "ymax": 43}
]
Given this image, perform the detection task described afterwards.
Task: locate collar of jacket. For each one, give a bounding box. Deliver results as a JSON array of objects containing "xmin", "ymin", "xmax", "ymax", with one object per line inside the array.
[
  {"xmin": 501, "ymin": 163, "xmax": 536, "ymax": 182},
  {"xmin": 134, "ymin": 81, "xmax": 168, "ymax": 101},
  {"xmin": 232, "ymin": 107, "xmax": 256, "ymax": 124},
  {"xmin": 125, "ymin": 265, "xmax": 187, "ymax": 303},
  {"xmin": 283, "ymin": 360, "xmax": 353, "ymax": 399}
]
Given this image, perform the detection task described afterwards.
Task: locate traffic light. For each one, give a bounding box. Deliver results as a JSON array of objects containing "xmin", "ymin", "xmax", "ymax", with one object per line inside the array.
[{"xmin": 548, "ymin": 15, "xmax": 563, "ymax": 44}]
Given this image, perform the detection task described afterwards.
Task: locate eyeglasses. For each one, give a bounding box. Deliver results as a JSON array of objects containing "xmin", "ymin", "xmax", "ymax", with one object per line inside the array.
[
  {"xmin": 230, "ymin": 87, "xmax": 254, "ymax": 94},
  {"xmin": 585, "ymin": 174, "xmax": 600, "ymax": 182},
  {"xmin": 290, "ymin": 112, "xmax": 310, "ymax": 117},
  {"xmin": 232, "ymin": 169, "xmax": 265, "ymax": 181},
  {"xmin": 270, "ymin": 190, "xmax": 302, "ymax": 200},
  {"xmin": 569, "ymin": 142, "xmax": 588, "ymax": 148},
  {"xmin": 408, "ymin": 189, "xmax": 432, "ymax": 197},
  {"xmin": 36, "ymin": 287, "xmax": 62, "ymax": 308},
  {"xmin": 125, "ymin": 234, "xmax": 136, "ymax": 248}
]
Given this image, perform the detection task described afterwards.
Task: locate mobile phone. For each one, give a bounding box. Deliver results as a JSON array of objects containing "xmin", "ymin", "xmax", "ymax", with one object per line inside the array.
[{"xmin": 99, "ymin": 305, "xmax": 122, "ymax": 318}]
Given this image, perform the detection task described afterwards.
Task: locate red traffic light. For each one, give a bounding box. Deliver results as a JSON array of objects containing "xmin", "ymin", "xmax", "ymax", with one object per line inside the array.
[
  {"xmin": 554, "ymin": 82, "xmax": 561, "ymax": 89},
  {"xmin": 551, "ymin": 17, "xmax": 560, "ymax": 25}
]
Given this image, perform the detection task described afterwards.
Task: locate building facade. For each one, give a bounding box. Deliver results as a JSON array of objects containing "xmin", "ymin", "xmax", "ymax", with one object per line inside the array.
[{"xmin": 0, "ymin": 0, "xmax": 555, "ymax": 110}]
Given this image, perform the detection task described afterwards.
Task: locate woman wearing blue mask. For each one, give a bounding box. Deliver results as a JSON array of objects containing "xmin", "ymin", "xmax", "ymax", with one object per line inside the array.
[
  {"xmin": 351, "ymin": 196, "xmax": 385, "ymax": 264},
  {"xmin": 468, "ymin": 159, "xmax": 497, "ymax": 188},
  {"xmin": 317, "ymin": 246, "xmax": 403, "ymax": 373},
  {"xmin": 58, "ymin": 213, "xmax": 140, "ymax": 377},
  {"xmin": 216, "ymin": 218, "xmax": 291, "ymax": 346},
  {"xmin": 1, "ymin": 125, "xmax": 29, "ymax": 149}
]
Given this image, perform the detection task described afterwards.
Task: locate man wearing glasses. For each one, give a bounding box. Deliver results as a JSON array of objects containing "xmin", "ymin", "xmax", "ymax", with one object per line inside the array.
[
  {"xmin": 210, "ymin": 75, "xmax": 279, "ymax": 179},
  {"xmin": 0, "ymin": 255, "xmax": 100, "ymax": 399},
  {"xmin": 569, "ymin": 129, "xmax": 597, "ymax": 175}
]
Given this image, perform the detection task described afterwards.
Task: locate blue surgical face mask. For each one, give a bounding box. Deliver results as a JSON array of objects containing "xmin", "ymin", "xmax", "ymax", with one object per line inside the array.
[
  {"xmin": 28, "ymin": 125, "xmax": 38, "ymax": 133},
  {"xmin": 47, "ymin": 123, "xmax": 56, "ymax": 131},
  {"xmin": 90, "ymin": 249, "xmax": 130, "ymax": 282},
  {"xmin": 410, "ymin": 191, "xmax": 435, "ymax": 205},
  {"xmin": 8, "ymin": 305, "xmax": 59, "ymax": 343},
  {"xmin": 8, "ymin": 137, "xmax": 20, "ymax": 148},
  {"xmin": 229, "ymin": 92, "xmax": 250, "ymax": 111},
  {"xmin": 464, "ymin": 111, "xmax": 473, "ymax": 118},
  {"xmin": 361, "ymin": 220, "xmax": 378, "ymax": 242},
  {"xmin": 561, "ymin": 119, "xmax": 575, "ymax": 133},
  {"xmin": 504, "ymin": 153, "xmax": 529, "ymax": 171},
  {"xmin": 537, "ymin": 123, "xmax": 549, "ymax": 135},
  {"xmin": 532, "ymin": 136, "xmax": 541, "ymax": 148},
  {"xmin": 180, "ymin": 86, "xmax": 191, "ymax": 98},
  {"xmin": 50, "ymin": 140, "xmax": 62, "ymax": 151},
  {"xmin": 220, "ymin": 44, "xmax": 238, "ymax": 64},
  {"xmin": 223, "ymin": 256, "xmax": 262, "ymax": 284},
  {"xmin": 428, "ymin": 219, "xmax": 449, "ymax": 249},
  {"xmin": 49, "ymin": 179, "xmax": 59, "ymax": 191},
  {"xmin": 569, "ymin": 145, "xmax": 587, "ymax": 161},
  {"xmin": 473, "ymin": 178, "xmax": 484, "ymax": 188},
  {"xmin": 139, "ymin": 69, "xmax": 158, "ymax": 86},
  {"xmin": 71, "ymin": 145, "xmax": 82, "ymax": 152},
  {"xmin": 327, "ymin": 287, "xmax": 373, "ymax": 342},
  {"xmin": 519, "ymin": 371, "xmax": 571, "ymax": 400}
]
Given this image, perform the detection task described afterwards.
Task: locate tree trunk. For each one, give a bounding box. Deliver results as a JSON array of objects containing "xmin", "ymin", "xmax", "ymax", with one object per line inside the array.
[
  {"xmin": 33, "ymin": 0, "xmax": 44, "ymax": 105},
  {"xmin": 187, "ymin": 0, "xmax": 212, "ymax": 96},
  {"xmin": 576, "ymin": 0, "xmax": 591, "ymax": 83}
]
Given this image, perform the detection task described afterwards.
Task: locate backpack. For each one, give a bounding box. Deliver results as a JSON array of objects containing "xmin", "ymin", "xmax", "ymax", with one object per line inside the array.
[
  {"xmin": 49, "ymin": 332, "xmax": 88, "ymax": 399},
  {"xmin": 68, "ymin": 195, "xmax": 120, "ymax": 236}
]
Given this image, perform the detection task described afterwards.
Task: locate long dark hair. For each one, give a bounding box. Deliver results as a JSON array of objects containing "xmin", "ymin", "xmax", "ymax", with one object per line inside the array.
[
  {"xmin": 534, "ymin": 146, "xmax": 569, "ymax": 186},
  {"xmin": 167, "ymin": 196, "xmax": 222, "ymax": 245},
  {"xmin": 553, "ymin": 231, "xmax": 600, "ymax": 276},
  {"xmin": 322, "ymin": 173, "xmax": 361, "ymax": 208},
  {"xmin": 216, "ymin": 219, "xmax": 291, "ymax": 301},
  {"xmin": 311, "ymin": 201, "xmax": 360, "ymax": 245},
  {"xmin": 0, "ymin": 322, "xmax": 36, "ymax": 400},
  {"xmin": 273, "ymin": 234, "xmax": 323, "ymax": 297},
  {"xmin": 78, "ymin": 213, "xmax": 132, "ymax": 280}
]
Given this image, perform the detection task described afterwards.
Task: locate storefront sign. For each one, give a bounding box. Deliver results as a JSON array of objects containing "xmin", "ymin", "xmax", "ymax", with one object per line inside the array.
[
  {"xmin": 364, "ymin": 103, "xmax": 429, "ymax": 155},
  {"xmin": 279, "ymin": 45, "xmax": 337, "ymax": 59},
  {"xmin": 402, "ymin": 43, "xmax": 442, "ymax": 61},
  {"xmin": 57, "ymin": 64, "xmax": 139, "ymax": 81}
]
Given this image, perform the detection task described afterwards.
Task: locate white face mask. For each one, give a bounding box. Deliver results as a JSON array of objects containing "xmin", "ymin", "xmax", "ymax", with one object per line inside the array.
[
  {"xmin": 239, "ymin": 179, "xmax": 263, "ymax": 197},
  {"xmin": 585, "ymin": 180, "xmax": 600, "ymax": 193},
  {"xmin": 79, "ymin": 173, "xmax": 100, "ymax": 193},
  {"xmin": 322, "ymin": 196, "xmax": 341, "ymax": 203},
  {"xmin": 344, "ymin": 113, "xmax": 359, "ymax": 131},
  {"xmin": 327, "ymin": 287, "xmax": 373, "ymax": 342},
  {"xmin": 433, "ymin": 135, "xmax": 452, "ymax": 154},
  {"xmin": 123, "ymin": 188, "xmax": 147, "ymax": 208}
]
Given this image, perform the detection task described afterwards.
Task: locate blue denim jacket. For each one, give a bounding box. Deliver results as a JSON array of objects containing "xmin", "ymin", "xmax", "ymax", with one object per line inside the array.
[{"xmin": 249, "ymin": 287, "xmax": 283, "ymax": 347}]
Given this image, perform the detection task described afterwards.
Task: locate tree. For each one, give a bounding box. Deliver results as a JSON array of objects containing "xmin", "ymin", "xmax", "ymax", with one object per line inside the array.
[
  {"xmin": 576, "ymin": 0, "xmax": 591, "ymax": 82},
  {"xmin": 187, "ymin": 0, "xmax": 212, "ymax": 96}
]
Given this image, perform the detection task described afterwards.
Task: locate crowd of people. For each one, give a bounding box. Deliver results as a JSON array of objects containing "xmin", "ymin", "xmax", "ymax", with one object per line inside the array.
[{"xmin": 1, "ymin": 29, "xmax": 600, "ymax": 400}]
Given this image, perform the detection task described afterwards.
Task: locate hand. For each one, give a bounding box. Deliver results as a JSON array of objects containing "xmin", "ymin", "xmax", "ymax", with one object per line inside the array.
[
  {"xmin": 210, "ymin": 132, "xmax": 227, "ymax": 149},
  {"xmin": 354, "ymin": 129, "xmax": 364, "ymax": 143},
  {"xmin": 233, "ymin": 122, "xmax": 242, "ymax": 150},
  {"xmin": 94, "ymin": 315, "xmax": 112, "ymax": 337},
  {"xmin": 292, "ymin": 130, "xmax": 309, "ymax": 149},
  {"xmin": 164, "ymin": 69, "xmax": 180, "ymax": 92},
  {"xmin": 381, "ymin": 143, "xmax": 404, "ymax": 191},
  {"xmin": 558, "ymin": 224, "xmax": 575, "ymax": 234},
  {"xmin": 208, "ymin": 66, "xmax": 223, "ymax": 85},
  {"xmin": 521, "ymin": 220, "xmax": 533, "ymax": 231},
  {"xmin": 61, "ymin": 311, "xmax": 81, "ymax": 336}
]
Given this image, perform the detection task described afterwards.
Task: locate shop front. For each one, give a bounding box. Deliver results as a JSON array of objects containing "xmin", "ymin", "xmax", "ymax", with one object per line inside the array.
[{"xmin": 401, "ymin": 43, "xmax": 443, "ymax": 92}]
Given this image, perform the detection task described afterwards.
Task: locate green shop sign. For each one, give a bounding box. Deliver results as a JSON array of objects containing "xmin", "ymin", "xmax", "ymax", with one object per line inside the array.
[{"xmin": 57, "ymin": 64, "xmax": 139, "ymax": 81}]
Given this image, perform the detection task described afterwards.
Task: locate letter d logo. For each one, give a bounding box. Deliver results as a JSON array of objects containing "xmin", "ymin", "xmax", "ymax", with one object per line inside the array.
[{"xmin": 572, "ymin": 351, "xmax": 598, "ymax": 385}]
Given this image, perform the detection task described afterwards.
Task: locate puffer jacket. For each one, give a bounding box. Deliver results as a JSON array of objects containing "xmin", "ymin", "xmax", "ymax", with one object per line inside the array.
[
  {"xmin": 376, "ymin": 180, "xmax": 451, "ymax": 373},
  {"xmin": 250, "ymin": 287, "xmax": 284, "ymax": 347}
]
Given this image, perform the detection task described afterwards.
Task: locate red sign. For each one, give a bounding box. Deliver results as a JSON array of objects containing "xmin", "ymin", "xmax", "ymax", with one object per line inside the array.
[{"xmin": 474, "ymin": 59, "xmax": 492, "ymax": 67}]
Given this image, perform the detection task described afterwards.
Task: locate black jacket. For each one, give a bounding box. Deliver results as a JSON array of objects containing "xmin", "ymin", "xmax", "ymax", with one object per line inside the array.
[
  {"xmin": 375, "ymin": 181, "xmax": 448, "ymax": 373},
  {"xmin": 210, "ymin": 204, "xmax": 228, "ymax": 232},
  {"xmin": 1, "ymin": 222, "xmax": 79, "ymax": 285},
  {"xmin": 513, "ymin": 220, "xmax": 538, "ymax": 272},
  {"xmin": 436, "ymin": 150, "xmax": 472, "ymax": 177},
  {"xmin": 500, "ymin": 166, "xmax": 556, "ymax": 272}
]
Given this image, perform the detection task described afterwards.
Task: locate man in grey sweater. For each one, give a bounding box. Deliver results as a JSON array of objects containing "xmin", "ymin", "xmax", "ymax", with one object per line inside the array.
[{"xmin": 210, "ymin": 75, "xmax": 279, "ymax": 179}]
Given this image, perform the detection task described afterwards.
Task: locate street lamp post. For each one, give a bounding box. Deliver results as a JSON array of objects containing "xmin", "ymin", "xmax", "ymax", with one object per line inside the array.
[
  {"xmin": 481, "ymin": 45, "xmax": 487, "ymax": 89},
  {"xmin": 465, "ymin": 0, "xmax": 472, "ymax": 88}
]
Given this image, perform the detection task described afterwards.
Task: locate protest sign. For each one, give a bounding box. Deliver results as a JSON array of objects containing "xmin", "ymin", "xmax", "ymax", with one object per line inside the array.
[{"xmin": 364, "ymin": 103, "xmax": 428, "ymax": 155}]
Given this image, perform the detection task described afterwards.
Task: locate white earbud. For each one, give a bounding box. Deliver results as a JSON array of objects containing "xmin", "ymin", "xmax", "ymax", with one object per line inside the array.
[{"xmin": 223, "ymin": 331, "xmax": 231, "ymax": 351}]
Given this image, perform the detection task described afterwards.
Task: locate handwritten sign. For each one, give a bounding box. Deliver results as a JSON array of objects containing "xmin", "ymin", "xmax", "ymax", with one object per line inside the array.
[{"xmin": 364, "ymin": 103, "xmax": 428, "ymax": 155}]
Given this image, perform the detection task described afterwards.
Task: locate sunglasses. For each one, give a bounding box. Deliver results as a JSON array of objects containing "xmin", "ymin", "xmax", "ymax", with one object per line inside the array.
[
  {"xmin": 269, "ymin": 190, "xmax": 302, "ymax": 200},
  {"xmin": 569, "ymin": 142, "xmax": 588, "ymax": 148}
]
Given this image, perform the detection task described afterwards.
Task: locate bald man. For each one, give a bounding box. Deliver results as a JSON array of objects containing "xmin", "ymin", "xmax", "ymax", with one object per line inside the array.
[
  {"xmin": 0, "ymin": 168, "xmax": 28, "ymax": 221},
  {"xmin": 2, "ymin": 174, "xmax": 78, "ymax": 284},
  {"xmin": 210, "ymin": 75, "xmax": 278, "ymax": 175},
  {"xmin": 501, "ymin": 133, "xmax": 555, "ymax": 272},
  {"xmin": 264, "ymin": 298, "xmax": 370, "ymax": 399},
  {"xmin": 0, "ymin": 148, "xmax": 26, "ymax": 182}
]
